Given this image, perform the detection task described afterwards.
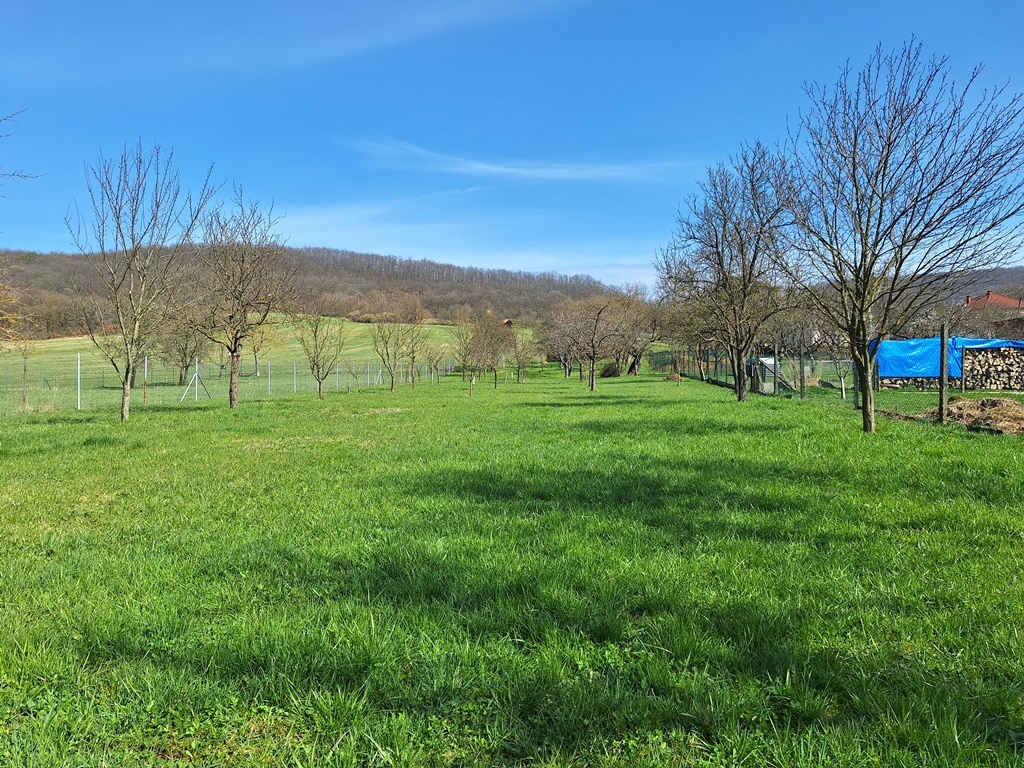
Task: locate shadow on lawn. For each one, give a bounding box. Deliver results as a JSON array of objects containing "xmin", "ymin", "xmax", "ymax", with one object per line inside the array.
[{"xmin": 71, "ymin": 448, "xmax": 1024, "ymax": 759}]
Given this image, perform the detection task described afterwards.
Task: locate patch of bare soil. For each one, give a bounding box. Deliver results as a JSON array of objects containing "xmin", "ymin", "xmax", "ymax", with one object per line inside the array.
[{"xmin": 924, "ymin": 397, "xmax": 1024, "ymax": 435}]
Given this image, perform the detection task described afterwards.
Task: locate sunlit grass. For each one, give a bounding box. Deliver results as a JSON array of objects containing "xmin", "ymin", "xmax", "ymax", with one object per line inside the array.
[
  {"xmin": 0, "ymin": 318, "xmax": 457, "ymax": 415},
  {"xmin": 1, "ymin": 370, "xmax": 1022, "ymax": 765}
]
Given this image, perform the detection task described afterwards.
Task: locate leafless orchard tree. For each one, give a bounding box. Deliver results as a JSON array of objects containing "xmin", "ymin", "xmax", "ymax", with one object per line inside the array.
[
  {"xmin": 422, "ymin": 341, "xmax": 448, "ymax": 383},
  {"xmin": 469, "ymin": 312, "xmax": 514, "ymax": 390},
  {"xmin": 153, "ymin": 310, "xmax": 210, "ymax": 386},
  {"xmin": 294, "ymin": 298, "xmax": 344, "ymax": 399},
  {"xmin": 511, "ymin": 328, "xmax": 537, "ymax": 382},
  {"xmin": 370, "ymin": 319, "xmax": 404, "ymax": 392},
  {"xmin": 449, "ymin": 312, "xmax": 475, "ymax": 381},
  {"xmin": 250, "ymin": 323, "xmax": 274, "ymax": 377},
  {"xmin": 67, "ymin": 141, "xmax": 215, "ymax": 421},
  {"xmin": 547, "ymin": 296, "xmax": 620, "ymax": 391},
  {"xmin": 541, "ymin": 305, "xmax": 581, "ymax": 378},
  {"xmin": 778, "ymin": 41, "xmax": 1024, "ymax": 432},
  {"xmin": 401, "ymin": 298, "xmax": 430, "ymax": 389},
  {"xmin": 606, "ymin": 286, "xmax": 662, "ymax": 377},
  {"xmin": 0, "ymin": 258, "xmax": 21, "ymax": 349},
  {"xmin": 657, "ymin": 141, "xmax": 788, "ymax": 401},
  {"xmin": 368, "ymin": 292, "xmax": 426, "ymax": 392},
  {"xmin": 192, "ymin": 190, "xmax": 291, "ymax": 409}
]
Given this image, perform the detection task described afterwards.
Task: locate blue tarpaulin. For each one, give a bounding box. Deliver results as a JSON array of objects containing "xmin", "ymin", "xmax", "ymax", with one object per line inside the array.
[{"xmin": 874, "ymin": 337, "xmax": 1024, "ymax": 379}]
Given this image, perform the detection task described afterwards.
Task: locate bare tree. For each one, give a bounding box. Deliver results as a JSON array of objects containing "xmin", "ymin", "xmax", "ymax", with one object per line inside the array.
[
  {"xmin": 192, "ymin": 191, "xmax": 290, "ymax": 409},
  {"xmin": 422, "ymin": 341, "xmax": 448, "ymax": 383},
  {"xmin": 67, "ymin": 141, "xmax": 215, "ymax": 421},
  {"xmin": 449, "ymin": 311, "xmax": 475, "ymax": 381},
  {"xmin": 779, "ymin": 41, "xmax": 1024, "ymax": 431},
  {"xmin": 294, "ymin": 299, "xmax": 344, "ymax": 399},
  {"xmin": 343, "ymin": 359, "xmax": 363, "ymax": 393},
  {"xmin": 370, "ymin": 319, "xmax": 404, "ymax": 392},
  {"xmin": 511, "ymin": 328, "xmax": 537, "ymax": 382},
  {"xmin": 153, "ymin": 311, "xmax": 210, "ymax": 386},
  {"xmin": 606, "ymin": 286, "xmax": 662, "ymax": 377},
  {"xmin": 250, "ymin": 323, "xmax": 274, "ymax": 377},
  {"xmin": 541, "ymin": 305, "xmax": 581, "ymax": 378},
  {"xmin": 401, "ymin": 297, "xmax": 430, "ymax": 389},
  {"xmin": 658, "ymin": 142, "xmax": 788, "ymax": 401},
  {"xmin": 367, "ymin": 291, "xmax": 425, "ymax": 392},
  {"xmin": 551, "ymin": 296, "xmax": 620, "ymax": 391},
  {"xmin": 0, "ymin": 258, "xmax": 21, "ymax": 349},
  {"xmin": 470, "ymin": 312, "xmax": 514, "ymax": 389},
  {"xmin": 14, "ymin": 320, "xmax": 38, "ymax": 411}
]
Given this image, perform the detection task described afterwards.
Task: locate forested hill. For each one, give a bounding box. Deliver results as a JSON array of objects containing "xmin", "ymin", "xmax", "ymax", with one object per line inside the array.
[
  {"xmin": 2, "ymin": 247, "xmax": 609, "ymax": 337},
  {"xmin": 285, "ymin": 247, "xmax": 608, "ymax": 322}
]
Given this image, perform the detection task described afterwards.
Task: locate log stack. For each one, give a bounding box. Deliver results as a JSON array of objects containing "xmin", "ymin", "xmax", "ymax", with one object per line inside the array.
[{"xmin": 963, "ymin": 347, "xmax": 1024, "ymax": 390}]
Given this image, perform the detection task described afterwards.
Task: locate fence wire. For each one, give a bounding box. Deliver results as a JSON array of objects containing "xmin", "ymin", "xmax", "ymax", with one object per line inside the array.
[
  {"xmin": 0, "ymin": 355, "xmax": 457, "ymax": 416},
  {"xmin": 649, "ymin": 348, "xmax": 1024, "ymax": 417}
]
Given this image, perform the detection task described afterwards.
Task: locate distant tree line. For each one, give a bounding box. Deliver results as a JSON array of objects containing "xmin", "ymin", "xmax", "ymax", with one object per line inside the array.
[{"xmin": 0, "ymin": 245, "xmax": 610, "ymax": 338}]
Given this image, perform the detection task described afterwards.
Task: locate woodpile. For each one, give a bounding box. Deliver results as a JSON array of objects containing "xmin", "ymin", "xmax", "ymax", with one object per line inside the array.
[
  {"xmin": 963, "ymin": 347, "xmax": 1024, "ymax": 390},
  {"xmin": 880, "ymin": 377, "xmax": 961, "ymax": 390}
]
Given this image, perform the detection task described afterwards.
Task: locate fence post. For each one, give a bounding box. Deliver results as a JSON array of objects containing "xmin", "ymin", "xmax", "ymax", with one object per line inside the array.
[
  {"xmin": 939, "ymin": 322, "xmax": 949, "ymax": 424},
  {"xmin": 799, "ymin": 347, "xmax": 806, "ymax": 400},
  {"xmin": 267, "ymin": 361, "xmax": 272, "ymax": 395},
  {"xmin": 773, "ymin": 344, "xmax": 779, "ymax": 395},
  {"xmin": 293, "ymin": 362, "xmax": 297, "ymax": 393}
]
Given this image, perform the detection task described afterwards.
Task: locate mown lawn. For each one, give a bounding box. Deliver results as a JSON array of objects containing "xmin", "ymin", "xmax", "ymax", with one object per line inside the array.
[{"xmin": 1, "ymin": 369, "xmax": 1022, "ymax": 766}]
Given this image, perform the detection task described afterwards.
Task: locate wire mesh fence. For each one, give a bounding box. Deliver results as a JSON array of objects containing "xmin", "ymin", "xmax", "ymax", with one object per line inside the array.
[
  {"xmin": 0, "ymin": 354, "xmax": 458, "ymax": 416},
  {"xmin": 649, "ymin": 348, "xmax": 1024, "ymax": 416}
]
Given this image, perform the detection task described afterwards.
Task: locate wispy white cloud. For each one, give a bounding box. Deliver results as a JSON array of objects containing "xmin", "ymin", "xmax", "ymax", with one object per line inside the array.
[
  {"xmin": 279, "ymin": 193, "xmax": 661, "ymax": 286},
  {"xmin": 4, "ymin": 0, "xmax": 580, "ymax": 78},
  {"xmin": 278, "ymin": 0, "xmax": 580, "ymax": 69},
  {"xmin": 347, "ymin": 138, "xmax": 693, "ymax": 182}
]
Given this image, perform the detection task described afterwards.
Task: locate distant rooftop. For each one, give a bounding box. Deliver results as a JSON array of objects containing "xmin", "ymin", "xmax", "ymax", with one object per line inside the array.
[{"xmin": 965, "ymin": 291, "xmax": 1024, "ymax": 312}]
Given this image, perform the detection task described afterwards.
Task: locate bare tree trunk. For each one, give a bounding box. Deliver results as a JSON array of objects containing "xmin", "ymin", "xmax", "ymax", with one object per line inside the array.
[
  {"xmin": 732, "ymin": 352, "xmax": 749, "ymax": 402},
  {"xmin": 229, "ymin": 351, "xmax": 241, "ymax": 409},
  {"xmin": 588, "ymin": 359, "xmax": 597, "ymax": 391},
  {"xmin": 317, "ymin": 379, "xmax": 324, "ymax": 400},
  {"xmin": 121, "ymin": 370, "xmax": 132, "ymax": 422},
  {"xmin": 854, "ymin": 354, "xmax": 876, "ymax": 432}
]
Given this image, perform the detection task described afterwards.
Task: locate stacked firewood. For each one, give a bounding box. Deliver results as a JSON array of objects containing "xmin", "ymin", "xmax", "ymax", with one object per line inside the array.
[{"xmin": 963, "ymin": 347, "xmax": 1024, "ymax": 390}]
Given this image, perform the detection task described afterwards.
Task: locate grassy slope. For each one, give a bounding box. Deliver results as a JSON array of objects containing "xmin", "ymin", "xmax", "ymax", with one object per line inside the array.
[
  {"xmin": 1, "ymin": 370, "xmax": 1022, "ymax": 766},
  {"xmin": 0, "ymin": 320, "xmax": 456, "ymax": 414}
]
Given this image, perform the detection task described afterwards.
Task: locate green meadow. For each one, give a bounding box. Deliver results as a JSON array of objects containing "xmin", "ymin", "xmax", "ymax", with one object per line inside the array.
[
  {"xmin": 0, "ymin": 320, "xmax": 454, "ymax": 415},
  {"xmin": 1, "ymin": 367, "xmax": 1022, "ymax": 766}
]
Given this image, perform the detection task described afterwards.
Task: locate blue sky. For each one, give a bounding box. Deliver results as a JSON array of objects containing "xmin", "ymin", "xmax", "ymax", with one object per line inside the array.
[{"xmin": 3, "ymin": 0, "xmax": 1023, "ymax": 287}]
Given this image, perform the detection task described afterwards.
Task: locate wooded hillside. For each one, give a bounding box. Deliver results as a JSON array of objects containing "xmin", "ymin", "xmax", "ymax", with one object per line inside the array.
[{"xmin": 1, "ymin": 247, "xmax": 609, "ymax": 337}]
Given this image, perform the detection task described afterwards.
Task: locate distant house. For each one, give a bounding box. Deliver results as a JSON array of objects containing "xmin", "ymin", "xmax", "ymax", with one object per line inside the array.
[
  {"xmin": 502, "ymin": 319, "xmax": 513, "ymax": 329},
  {"xmin": 964, "ymin": 291, "xmax": 1024, "ymax": 339},
  {"xmin": 964, "ymin": 290, "xmax": 1024, "ymax": 312}
]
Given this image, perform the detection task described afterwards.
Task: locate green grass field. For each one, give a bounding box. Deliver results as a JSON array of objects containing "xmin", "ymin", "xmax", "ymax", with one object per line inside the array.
[
  {"xmin": 0, "ymin": 320, "xmax": 457, "ymax": 415},
  {"xmin": 1, "ymin": 368, "xmax": 1022, "ymax": 766}
]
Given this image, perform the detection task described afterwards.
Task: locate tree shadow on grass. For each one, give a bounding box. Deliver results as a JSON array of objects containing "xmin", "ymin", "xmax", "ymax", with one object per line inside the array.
[{"xmin": 69, "ymin": 449, "xmax": 1023, "ymax": 761}]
